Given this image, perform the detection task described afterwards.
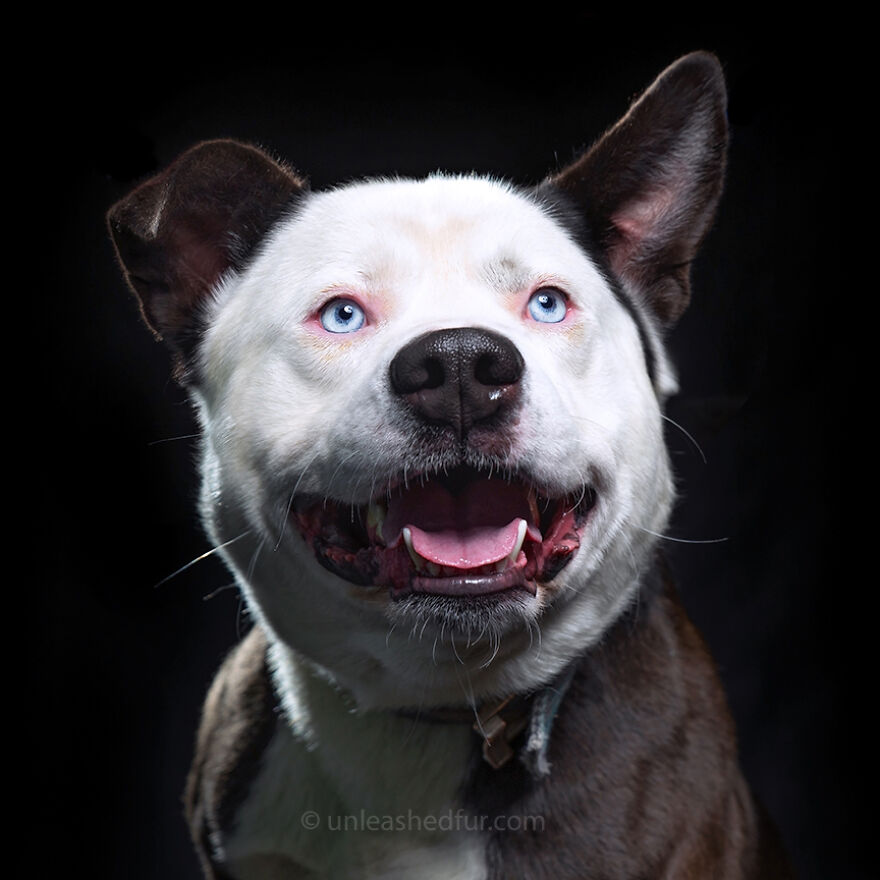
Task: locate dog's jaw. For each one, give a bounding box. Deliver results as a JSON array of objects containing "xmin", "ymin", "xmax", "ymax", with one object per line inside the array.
[
  {"xmin": 201, "ymin": 467, "xmax": 672, "ymax": 714},
  {"xmin": 203, "ymin": 462, "xmax": 670, "ymax": 712}
]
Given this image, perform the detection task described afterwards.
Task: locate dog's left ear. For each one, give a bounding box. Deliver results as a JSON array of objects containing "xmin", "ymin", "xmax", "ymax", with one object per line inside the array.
[{"xmin": 548, "ymin": 51, "xmax": 728, "ymax": 326}]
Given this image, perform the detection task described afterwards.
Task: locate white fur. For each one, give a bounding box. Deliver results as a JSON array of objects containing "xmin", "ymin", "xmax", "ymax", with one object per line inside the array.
[
  {"xmin": 223, "ymin": 643, "xmax": 486, "ymax": 879},
  {"xmin": 189, "ymin": 174, "xmax": 675, "ymax": 874}
]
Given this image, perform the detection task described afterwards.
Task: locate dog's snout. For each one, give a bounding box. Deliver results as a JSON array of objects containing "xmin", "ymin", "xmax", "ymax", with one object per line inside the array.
[{"xmin": 389, "ymin": 327, "xmax": 524, "ymax": 435}]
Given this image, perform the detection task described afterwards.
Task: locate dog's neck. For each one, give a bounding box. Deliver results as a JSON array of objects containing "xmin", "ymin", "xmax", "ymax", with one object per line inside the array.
[
  {"xmin": 264, "ymin": 562, "xmax": 666, "ymax": 790},
  {"xmin": 395, "ymin": 662, "xmax": 578, "ymax": 773},
  {"xmin": 264, "ymin": 639, "xmax": 480, "ymax": 821}
]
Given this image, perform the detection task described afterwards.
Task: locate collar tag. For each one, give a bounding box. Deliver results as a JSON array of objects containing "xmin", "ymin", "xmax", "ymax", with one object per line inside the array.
[{"xmin": 474, "ymin": 695, "xmax": 531, "ymax": 769}]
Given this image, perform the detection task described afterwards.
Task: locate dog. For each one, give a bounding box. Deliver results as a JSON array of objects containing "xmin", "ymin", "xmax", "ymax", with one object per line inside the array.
[{"xmin": 108, "ymin": 52, "xmax": 792, "ymax": 879}]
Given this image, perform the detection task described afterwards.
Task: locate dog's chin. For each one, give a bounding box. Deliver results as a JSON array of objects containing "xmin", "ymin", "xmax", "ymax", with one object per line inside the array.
[{"xmin": 289, "ymin": 464, "xmax": 596, "ymax": 632}]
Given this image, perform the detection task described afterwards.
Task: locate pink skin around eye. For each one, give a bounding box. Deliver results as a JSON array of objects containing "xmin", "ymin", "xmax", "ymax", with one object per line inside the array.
[
  {"xmin": 305, "ymin": 292, "xmax": 373, "ymax": 336},
  {"xmin": 522, "ymin": 284, "xmax": 575, "ymax": 327}
]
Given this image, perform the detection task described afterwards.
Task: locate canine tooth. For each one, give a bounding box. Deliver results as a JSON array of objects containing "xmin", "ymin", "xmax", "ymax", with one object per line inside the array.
[
  {"xmin": 402, "ymin": 527, "xmax": 425, "ymax": 572},
  {"xmin": 508, "ymin": 518, "xmax": 528, "ymax": 565},
  {"xmin": 495, "ymin": 519, "xmax": 528, "ymax": 573},
  {"xmin": 527, "ymin": 487, "xmax": 541, "ymax": 524},
  {"xmin": 366, "ymin": 501, "xmax": 386, "ymax": 542}
]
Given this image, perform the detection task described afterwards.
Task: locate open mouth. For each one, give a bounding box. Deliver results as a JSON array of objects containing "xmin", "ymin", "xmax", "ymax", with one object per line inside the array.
[{"xmin": 291, "ymin": 466, "xmax": 596, "ymax": 599}]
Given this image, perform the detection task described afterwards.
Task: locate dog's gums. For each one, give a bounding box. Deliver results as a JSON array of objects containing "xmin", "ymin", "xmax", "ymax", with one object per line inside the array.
[{"xmin": 291, "ymin": 466, "xmax": 596, "ymax": 598}]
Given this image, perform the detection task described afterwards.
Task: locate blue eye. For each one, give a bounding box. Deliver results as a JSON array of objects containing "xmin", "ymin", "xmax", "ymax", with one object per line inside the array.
[
  {"xmin": 527, "ymin": 288, "xmax": 568, "ymax": 323},
  {"xmin": 320, "ymin": 298, "xmax": 366, "ymax": 334}
]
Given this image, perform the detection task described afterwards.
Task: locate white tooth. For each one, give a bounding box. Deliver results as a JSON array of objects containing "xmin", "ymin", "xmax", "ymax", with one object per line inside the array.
[
  {"xmin": 507, "ymin": 518, "xmax": 528, "ymax": 566},
  {"xmin": 402, "ymin": 527, "xmax": 424, "ymax": 572},
  {"xmin": 494, "ymin": 519, "xmax": 529, "ymax": 572},
  {"xmin": 366, "ymin": 501, "xmax": 386, "ymax": 542}
]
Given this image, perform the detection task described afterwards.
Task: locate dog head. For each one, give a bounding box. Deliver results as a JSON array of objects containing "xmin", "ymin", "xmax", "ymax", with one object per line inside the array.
[{"xmin": 109, "ymin": 53, "xmax": 727, "ymax": 709}]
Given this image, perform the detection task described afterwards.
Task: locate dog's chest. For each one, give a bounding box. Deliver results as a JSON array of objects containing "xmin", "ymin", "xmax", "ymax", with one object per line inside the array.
[{"xmin": 222, "ymin": 653, "xmax": 487, "ymax": 880}]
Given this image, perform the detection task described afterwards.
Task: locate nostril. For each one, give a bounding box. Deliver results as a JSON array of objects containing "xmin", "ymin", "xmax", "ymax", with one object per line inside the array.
[
  {"xmin": 422, "ymin": 357, "xmax": 446, "ymax": 390},
  {"xmin": 389, "ymin": 351, "xmax": 445, "ymax": 396},
  {"xmin": 474, "ymin": 348, "xmax": 523, "ymax": 387}
]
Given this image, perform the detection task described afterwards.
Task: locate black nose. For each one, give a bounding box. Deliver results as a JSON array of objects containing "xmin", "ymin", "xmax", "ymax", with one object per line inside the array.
[{"xmin": 389, "ymin": 327, "xmax": 524, "ymax": 436}]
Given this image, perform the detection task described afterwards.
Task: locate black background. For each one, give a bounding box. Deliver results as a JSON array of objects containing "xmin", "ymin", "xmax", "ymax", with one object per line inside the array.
[{"xmin": 36, "ymin": 14, "xmax": 855, "ymax": 880}]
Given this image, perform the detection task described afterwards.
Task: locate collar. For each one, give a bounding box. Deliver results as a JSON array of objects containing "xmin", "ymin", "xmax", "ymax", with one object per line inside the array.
[{"xmin": 397, "ymin": 662, "xmax": 577, "ymax": 777}]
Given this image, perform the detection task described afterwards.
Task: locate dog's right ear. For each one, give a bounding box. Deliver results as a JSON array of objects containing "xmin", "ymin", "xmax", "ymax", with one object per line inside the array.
[
  {"xmin": 547, "ymin": 52, "xmax": 728, "ymax": 327},
  {"xmin": 107, "ymin": 139, "xmax": 306, "ymax": 379}
]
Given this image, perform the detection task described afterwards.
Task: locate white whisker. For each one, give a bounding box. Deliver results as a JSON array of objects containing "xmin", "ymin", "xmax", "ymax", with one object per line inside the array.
[
  {"xmin": 276, "ymin": 449, "xmax": 324, "ymax": 550},
  {"xmin": 275, "ymin": 491, "xmax": 297, "ymax": 551},
  {"xmin": 147, "ymin": 432, "xmax": 201, "ymax": 446},
  {"xmin": 154, "ymin": 530, "xmax": 252, "ymax": 589},
  {"xmin": 479, "ymin": 631, "xmax": 502, "ymax": 669},
  {"xmin": 452, "ymin": 659, "xmax": 480, "ymax": 729},
  {"xmin": 324, "ymin": 450, "xmax": 361, "ymax": 508},
  {"xmin": 661, "ymin": 414, "xmax": 707, "ymax": 464},
  {"xmin": 201, "ymin": 582, "xmax": 237, "ymax": 601},
  {"xmin": 419, "ymin": 616, "xmax": 431, "ymax": 643},
  {"xmin": 246, "ymin": 535, "xmax": 267, "ymax": 581},
  {"xmin": 527, "ymin": 618, "xmax": 543, "ymax": 660},
  {"xmin": 638, "ymin": 526, "xmax": 728, "ymax": 545},
  {"xmin": 451, "ymin": 633, "xmax": 464, "ymax": 664}
]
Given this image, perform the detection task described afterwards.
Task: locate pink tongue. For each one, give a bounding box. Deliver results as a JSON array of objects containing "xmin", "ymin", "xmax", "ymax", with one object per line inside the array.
[
  {"xmin": 384, "ymin": 477, "xmax": 539, "ymax": 569},
  {"xmin": 407, "ymin": 520, "xmax": 524, "ymax": 568}
]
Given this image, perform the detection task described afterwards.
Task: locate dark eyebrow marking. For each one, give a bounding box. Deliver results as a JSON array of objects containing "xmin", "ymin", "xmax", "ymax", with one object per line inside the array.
[{"xmin": 481, "ymin": 255, "xmax": 535, "ymax": 295}]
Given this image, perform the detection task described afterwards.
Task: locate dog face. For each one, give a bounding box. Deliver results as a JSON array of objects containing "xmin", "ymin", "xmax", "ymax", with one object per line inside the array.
[{"xmin": 109, "ymin": 53, "xmax": 727, "ymax": 709}]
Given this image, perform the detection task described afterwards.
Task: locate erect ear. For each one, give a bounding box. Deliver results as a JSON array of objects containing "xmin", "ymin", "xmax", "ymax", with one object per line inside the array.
[
  {"xmin": 548, "ymin": 51, "xmax": 728, "ymax": 326},
  {"xmin": 107, "ymin": 139, "xmax": 307, "ymax": 377}
]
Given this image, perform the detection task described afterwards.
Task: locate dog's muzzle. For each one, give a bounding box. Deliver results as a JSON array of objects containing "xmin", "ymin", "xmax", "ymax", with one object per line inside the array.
[{"xmin": 291, "ymin": 328, "xmax": 596, "ymax": 600}]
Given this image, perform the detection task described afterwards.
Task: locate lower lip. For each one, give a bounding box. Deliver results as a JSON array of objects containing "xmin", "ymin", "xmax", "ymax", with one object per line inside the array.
[{"xmin": 393, "ymin": 566, "xmax": 535, "ymax": 599}]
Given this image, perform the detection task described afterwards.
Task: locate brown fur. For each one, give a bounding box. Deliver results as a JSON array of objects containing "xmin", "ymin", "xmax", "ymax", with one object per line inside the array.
[
  {"xmin": 465, "ymin": 563, "xmax": 793, "ymax": 878},
  {"xmin": 184, "ymin": 626, "xmax": 279, "ymax": 879}
]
